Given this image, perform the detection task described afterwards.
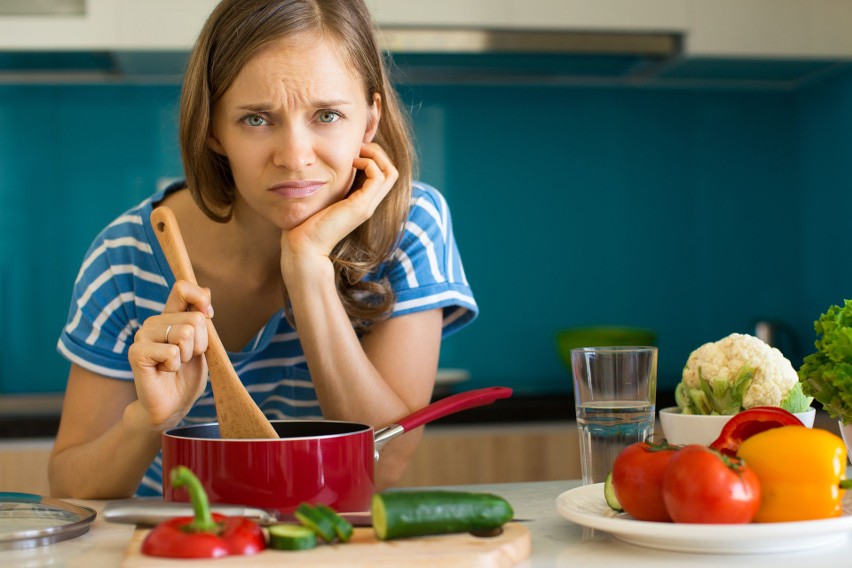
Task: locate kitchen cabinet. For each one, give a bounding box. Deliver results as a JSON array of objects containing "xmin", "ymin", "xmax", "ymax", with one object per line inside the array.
[
  {"xmin": 367, "ymin": 0, "xmax": 688, "ymax": 32},
  {"xmin": 0, "ymin": 440, "xmax": 52, "ymax": 495},
  {"xmin": 0, "ymin": 0, "xmax": 117, "ymax": 50},
  {"xmin": 396, "ymin": 422, "xmax": 581, "ymax": 487},
  {"xmin": 2, "ymin": 0, "xmax": 852, "ymax": 59},
  {"xmin": 0, "ymin": 425, "xmax": 578, "ymax": 497},
  {"xmin": 688, "ymin": 0, "xmax": 852, "ymax": 58},
  {"xmin": 0, "ymin": 0, "xmax": 216, "ymax": 51}
]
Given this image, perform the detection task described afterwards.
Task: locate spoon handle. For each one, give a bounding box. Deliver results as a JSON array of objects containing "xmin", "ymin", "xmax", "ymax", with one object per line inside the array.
[{"xmin": 150, "ymin": 206, "xmax": 279, "ymax": 439}]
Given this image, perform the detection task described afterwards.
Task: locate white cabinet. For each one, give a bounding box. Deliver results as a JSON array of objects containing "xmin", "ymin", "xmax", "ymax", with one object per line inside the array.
[
  {"xmin": 367, "ymin": 0, "xmax": 688, "ymax": 33},
  {"xmin": 0, "ymin": 0, "xmax": 117, "ymax": 50},
  {"xmin": 1, "ymin": 0, "xmax": 851, "ymax": 59},
  {"xmin": 687, "ymin": 0, "xmax": 852, "ymax": 58},
  {"xmin": 114, "ymin": 0, "xmax": 218, "ymax": 51}
]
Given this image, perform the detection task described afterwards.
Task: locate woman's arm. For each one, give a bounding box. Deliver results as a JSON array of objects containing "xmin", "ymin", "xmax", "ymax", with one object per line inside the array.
[
  {"xmin": 49, "ymin": 281, "xmax": 213, "ymax": 498},
  {"xmin": 287, "ymin": 260, "xmax": 442, "ymax": 488},
  {"xmin": 49, "ymin": 365, "xmax": 162, "ymax": 498},
  {"xmin": 281, "ymin": 142, "xmax": 442, "ymax": 488}
]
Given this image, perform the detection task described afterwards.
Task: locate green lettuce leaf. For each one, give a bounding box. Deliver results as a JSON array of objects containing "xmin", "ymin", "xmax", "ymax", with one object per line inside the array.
[{"xmin": 799, "ymin": 300, "xmax": 852, "ymax": 424}]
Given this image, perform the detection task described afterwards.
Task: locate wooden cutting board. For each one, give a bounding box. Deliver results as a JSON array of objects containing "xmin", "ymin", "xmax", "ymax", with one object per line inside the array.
[{"xmin": 122, "ymin": 523, "xmax": 531, "ymax": 567}]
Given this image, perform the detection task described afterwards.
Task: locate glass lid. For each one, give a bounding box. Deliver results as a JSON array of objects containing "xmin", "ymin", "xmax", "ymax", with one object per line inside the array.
[{"xmin": 0, "ymin": 492, "xmax": 97, "ymax": 549}]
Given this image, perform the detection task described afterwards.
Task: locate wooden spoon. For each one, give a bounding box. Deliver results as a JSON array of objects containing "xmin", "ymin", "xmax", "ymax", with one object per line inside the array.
[{"xmin": 149, "ymin": 206, "xmax": 279, "ymax": 439}]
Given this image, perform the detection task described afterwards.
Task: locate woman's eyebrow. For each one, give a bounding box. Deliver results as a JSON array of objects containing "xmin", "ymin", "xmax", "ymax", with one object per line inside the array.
[
  {"xmin": 235, "ymin": 103, "xmax": 273, "ymax": 112},
  {"xmin": 234, "ymin": 98, "xmax": 353, "ymax": 112},
  {"xmin": 312, "ymin": 98, "xmax": 352, "ymax": 107}
]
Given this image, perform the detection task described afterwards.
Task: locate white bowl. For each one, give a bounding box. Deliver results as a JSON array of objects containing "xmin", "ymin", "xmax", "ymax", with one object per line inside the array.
[
  {"xmin": 839, "ymin": 422, "xmax": 852, "ymax": 465},
  {"xmin": 658, "ymin": 406, "xmax": 816, "ymax": 446}
]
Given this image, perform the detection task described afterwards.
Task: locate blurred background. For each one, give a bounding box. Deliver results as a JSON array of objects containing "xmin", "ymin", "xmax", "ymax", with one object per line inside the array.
[{"xmin": 0, "ymin": 0, "xmax": 850, "ymax": 401}]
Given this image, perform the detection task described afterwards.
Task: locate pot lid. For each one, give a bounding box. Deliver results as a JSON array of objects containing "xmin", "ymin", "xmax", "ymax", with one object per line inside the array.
[{"xmin": 0, "ymin": 492, "xmax": 96, "ymax": 549}]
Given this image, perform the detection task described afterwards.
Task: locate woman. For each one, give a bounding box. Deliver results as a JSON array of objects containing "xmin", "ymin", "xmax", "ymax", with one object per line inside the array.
[{"xmin": 49, "ymin": 0, "xmax": 476, "ymax": 498}]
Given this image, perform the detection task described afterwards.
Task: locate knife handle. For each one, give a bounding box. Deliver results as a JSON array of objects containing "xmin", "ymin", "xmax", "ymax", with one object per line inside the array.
[{"xmin": 103, "ymin": 500, "xmax": 274, "ymax": 526}]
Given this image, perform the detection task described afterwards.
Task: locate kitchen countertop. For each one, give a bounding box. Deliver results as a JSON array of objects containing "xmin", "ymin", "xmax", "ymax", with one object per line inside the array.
[{"xmin": 5, "ymin": 479, "xmax": 852, "ymax": 567}]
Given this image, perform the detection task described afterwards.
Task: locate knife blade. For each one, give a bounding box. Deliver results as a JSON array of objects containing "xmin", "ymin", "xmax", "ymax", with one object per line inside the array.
[{"xmin": 102, "ymin": 499, "xmax": 373, "ymax": 527}]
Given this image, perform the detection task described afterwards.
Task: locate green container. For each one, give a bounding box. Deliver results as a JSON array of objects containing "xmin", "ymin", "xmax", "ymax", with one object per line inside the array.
[{"xmin": 555, "ymin": 326, "xmax": 657, "ymax": 375}]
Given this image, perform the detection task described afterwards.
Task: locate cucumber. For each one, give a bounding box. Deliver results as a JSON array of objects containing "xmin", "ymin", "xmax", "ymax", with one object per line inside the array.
[
  {"xmin": 268, "ymin": 523, "xmax": 317, "ymax": 551},
  {"xmin": 294, "ymin": 503, "xmax": 336, "ymax": 543},
  {"xmin": 604, "ymin": 471, "xmax": 623, "ymax": 512},
  {"xmin": 316, "ymin": 504, "xmax": 354, "ymax": 543},
  {"xmin": 371, "ymin": 491, "xmax": 513, "ymax": 540}
]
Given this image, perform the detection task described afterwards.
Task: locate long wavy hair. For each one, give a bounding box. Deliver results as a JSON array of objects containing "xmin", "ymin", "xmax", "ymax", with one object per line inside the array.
[{"xmin": 179, "ymin": 0, "xmax": 415, "ymax": 330}]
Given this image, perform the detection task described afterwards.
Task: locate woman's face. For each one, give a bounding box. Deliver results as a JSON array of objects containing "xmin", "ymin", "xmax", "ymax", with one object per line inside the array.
[{"xmin": 208, "ymin": 33, "xmax": 380, "ymax": 230}]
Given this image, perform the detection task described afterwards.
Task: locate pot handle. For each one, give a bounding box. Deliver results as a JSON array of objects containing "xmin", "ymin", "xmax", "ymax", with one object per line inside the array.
[{"xmin": 374, "ymin": 387, "xmax": 512, "ymax": 449}]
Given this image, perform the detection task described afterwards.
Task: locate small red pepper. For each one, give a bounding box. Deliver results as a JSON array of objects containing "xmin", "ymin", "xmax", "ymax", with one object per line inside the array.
[
  {"xmin": 141, "ymin": 466, "xmax": 266, "ymax": 558},
  {"xmin": 709, "ymin": 406, "xmax": 803, "ymax": 456}
]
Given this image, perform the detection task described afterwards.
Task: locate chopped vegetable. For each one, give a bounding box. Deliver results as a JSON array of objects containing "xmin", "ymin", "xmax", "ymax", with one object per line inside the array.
[
  {"xmin": 316, "ymin": 504, "xmax": 353, "ymax": 542},
  {"xmin": 140, "ymin": 466, "xmax": 265, "ymax": 558},
  {"xmin": 709, "ymin": 406, "xmax": 803, "ymax": 456},
  {"xmin": 371, "ymin": 491, "xmax": 513, "ymax": 540},
  {"xmin": 603, "ymin": 472, "xmax": 623, "ymax": 512},
  {"xmin": 294, "ymin": 503, "xmax": 336, "ymax": 543},
  {"xmin": 798, "ymin": 299, "xmax": 852, "ymax": 423},
  {"xmin": 675, "ymin": 333, "xmax": 812, "ymax": 415},
  {"xmin": 737, "ymin": 425, "xmax": 852, "ymax": 522},
  {"xmin": 268, "ymin": 523, "xmax": 318, "ymax": 551}
]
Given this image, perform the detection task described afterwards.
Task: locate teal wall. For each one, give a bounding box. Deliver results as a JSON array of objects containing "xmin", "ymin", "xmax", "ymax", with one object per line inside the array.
[{"xmin": 0, "ymin": 74, "xmax": 849, "ymax": 395}]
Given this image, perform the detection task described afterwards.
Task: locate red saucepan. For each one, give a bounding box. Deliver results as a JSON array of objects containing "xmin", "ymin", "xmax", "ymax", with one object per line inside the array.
[{"xmin": 162, "ymin": 386, "xmax": 512, "ymax": 513}]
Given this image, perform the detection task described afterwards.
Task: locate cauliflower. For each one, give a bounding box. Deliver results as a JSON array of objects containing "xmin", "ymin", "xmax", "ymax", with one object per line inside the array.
[{"xmin": 675, "ymin": 332, "xmax": 812, "ymax": 415}]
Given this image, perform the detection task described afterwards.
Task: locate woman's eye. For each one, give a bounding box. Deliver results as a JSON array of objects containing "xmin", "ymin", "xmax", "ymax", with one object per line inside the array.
[
  {"xmin": 317, "ymin": 111, "xmax": 341, "ymax": 124},
  {"xmin": 243, "ymin": 114, "xmax": 267, "ymax": 127}
]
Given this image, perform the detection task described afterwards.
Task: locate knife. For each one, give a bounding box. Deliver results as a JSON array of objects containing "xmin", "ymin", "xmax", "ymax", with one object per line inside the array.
[{"xmin": 103, "ymin": 499, "xmax": 373, "ymax": 527}]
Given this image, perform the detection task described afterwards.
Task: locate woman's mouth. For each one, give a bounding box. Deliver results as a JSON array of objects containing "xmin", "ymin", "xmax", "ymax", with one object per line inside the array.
[{"xmin": 268, "ymin": 181, "xmax": 324, "ymax": 199}]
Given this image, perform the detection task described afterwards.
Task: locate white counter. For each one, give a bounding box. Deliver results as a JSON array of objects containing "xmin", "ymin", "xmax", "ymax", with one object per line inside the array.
[{"xmin": 3, "ymin": 480, "xmax": 850, "ymax": 566}]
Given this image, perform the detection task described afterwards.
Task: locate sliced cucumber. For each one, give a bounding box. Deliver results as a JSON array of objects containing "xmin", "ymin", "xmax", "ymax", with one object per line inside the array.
[
  {"xmin": 371, "ymin": 490, "xmax": 513, "ymax": 540},
  {"xmin": 268, "ymin": 523, "xmax": 317, "ymax": 551},
  {"xmin": 294, "ymin": 503, "xmax": 336, "ymax": 543},
  {"xmin": 316, "ymin": 504, "xmax": 354, "ymax": 543},
  {"xmin": 604, "ymin": 471, "xmax": 623, "ymax": 512}
]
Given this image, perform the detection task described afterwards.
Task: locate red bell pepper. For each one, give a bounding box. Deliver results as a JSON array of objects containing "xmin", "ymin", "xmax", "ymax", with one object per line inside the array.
[
  {"xmin": 709, "ymin": 406, "xmax": 803, "ymax": 456},
  {"xmin": 141, "ymin": 466, "xmax": 266, "ymax": 558}
]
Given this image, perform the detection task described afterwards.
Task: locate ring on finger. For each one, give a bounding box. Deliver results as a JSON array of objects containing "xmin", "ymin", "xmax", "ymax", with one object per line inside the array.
[{"xmin": 164, "ymin": 324, "xmax": 173, "ymax": 344}]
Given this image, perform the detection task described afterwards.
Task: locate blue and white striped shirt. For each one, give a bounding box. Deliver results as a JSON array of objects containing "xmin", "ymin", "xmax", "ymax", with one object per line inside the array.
[{"xmin": 57, "ymin": 180, "xmax": 477, "ymax": 495}]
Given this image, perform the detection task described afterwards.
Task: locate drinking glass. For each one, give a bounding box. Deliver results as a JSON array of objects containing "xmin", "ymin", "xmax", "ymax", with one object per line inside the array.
[{"xmin": 571, "ymin": 346, "xmax": 658, "ymax": 485}]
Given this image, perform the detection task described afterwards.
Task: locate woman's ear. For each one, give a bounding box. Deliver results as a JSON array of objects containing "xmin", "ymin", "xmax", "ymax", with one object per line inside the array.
[
  {"xmin": 207, "ymin": 132, "xmax": 225, "ymax": 155},
  {"xmin": 363, "ymin": 93, "xmax": 382, "ymax": 143}
]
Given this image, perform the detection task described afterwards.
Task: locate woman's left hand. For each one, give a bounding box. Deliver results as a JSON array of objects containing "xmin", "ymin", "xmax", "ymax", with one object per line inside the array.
[{"xmin": 280, "ymin": 142, "xmax": 398, "ymax": 267}]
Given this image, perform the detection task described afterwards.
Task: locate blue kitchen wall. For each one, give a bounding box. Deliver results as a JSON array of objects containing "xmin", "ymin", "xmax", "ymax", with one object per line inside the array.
[{"xmin": 0, "ymin": 74, "xmax": 849, "ymax": 395}]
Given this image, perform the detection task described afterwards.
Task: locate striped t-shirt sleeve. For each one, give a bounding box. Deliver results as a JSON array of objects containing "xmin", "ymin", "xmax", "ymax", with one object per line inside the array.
[
  {"xmin": 57, "ymin": 199, "xmax": 169, "ymax": 380},
  {"xmin": 386, "ymin": 182, "xmax": 478, "ymax": 336}
]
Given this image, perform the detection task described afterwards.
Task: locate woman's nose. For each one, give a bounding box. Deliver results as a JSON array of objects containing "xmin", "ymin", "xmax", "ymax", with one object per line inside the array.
[{"xmin": 272, "ymin": 126, "xmax": 316, "ymax": 170}]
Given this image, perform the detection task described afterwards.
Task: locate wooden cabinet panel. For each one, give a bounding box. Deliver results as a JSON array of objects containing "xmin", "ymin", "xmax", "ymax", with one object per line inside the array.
[
  {"xmin": 0, "ymin": 440, "xmax": 52, "ymax": 495},
  {"xmin": 395, "ymin": 423, "xmax": 580, "ymax": 487}
]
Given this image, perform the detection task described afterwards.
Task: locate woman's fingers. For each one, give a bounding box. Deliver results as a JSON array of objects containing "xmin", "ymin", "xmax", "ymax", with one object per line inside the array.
[
  {"xmin": 351, "ymin": 142, "xmax": 398, "ymax": 213},
  {"xmin": 134, "ymin": 311, "xmax": 209, "ymax": 360},
  {"xmin": 163, "ymin": 280, "xmax": 214, "ymax": 317}
]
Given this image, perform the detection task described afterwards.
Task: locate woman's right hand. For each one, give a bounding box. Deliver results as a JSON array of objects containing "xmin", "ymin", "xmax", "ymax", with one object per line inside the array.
[{"xmin": 127, "ymin": 280, "xmax": 214, "ymax": 431}]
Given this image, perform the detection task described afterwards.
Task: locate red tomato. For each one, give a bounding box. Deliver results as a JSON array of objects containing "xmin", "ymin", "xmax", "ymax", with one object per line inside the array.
[
  {"xmin": 710, "ymin": 406, "xmax": 803, "ymax": 456},
  {"xmin": 662, "ymin": 445, "xmax": 761, "ymax": 524},
  {"xmin": 611, "ymin": 441, "xmax": 680, "ymax": 522}
]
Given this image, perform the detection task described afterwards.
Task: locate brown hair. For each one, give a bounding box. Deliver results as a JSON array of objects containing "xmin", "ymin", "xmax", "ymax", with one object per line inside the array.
[{"xmin": 179, "ymin": 0, "xmax": 415, "ymax": 330}]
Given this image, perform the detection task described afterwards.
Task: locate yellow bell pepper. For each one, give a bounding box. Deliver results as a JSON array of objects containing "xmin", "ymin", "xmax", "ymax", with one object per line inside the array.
[{"xmin": 737, "ymin": 425, "xmax": 851, "ymax": 522}]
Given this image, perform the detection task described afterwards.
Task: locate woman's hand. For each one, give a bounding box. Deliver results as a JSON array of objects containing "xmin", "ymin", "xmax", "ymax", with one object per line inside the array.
[
  {"xmin": 127, "ymin": 281, "xmax": 213, "ymax": 431},
  {"xmin": 280, "ymin": 142, "xmax": 398, "ymax": 268}
]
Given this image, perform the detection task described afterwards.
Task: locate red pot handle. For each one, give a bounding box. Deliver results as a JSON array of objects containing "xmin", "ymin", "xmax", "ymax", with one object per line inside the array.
[{"xmin": 396, "ymin": 386, "xmax": 513, "ymax": 432}]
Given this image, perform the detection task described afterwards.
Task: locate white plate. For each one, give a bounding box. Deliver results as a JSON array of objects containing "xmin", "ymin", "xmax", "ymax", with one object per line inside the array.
[{"xmin": 556, "ymin": 484, "xmax": 852, "ymax": 554}]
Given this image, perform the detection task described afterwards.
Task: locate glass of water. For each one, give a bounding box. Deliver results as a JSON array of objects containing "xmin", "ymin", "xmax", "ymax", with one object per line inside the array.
[{"xmin": 571, "ymin": 346, "xmax": 658, "ymax": 485}]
